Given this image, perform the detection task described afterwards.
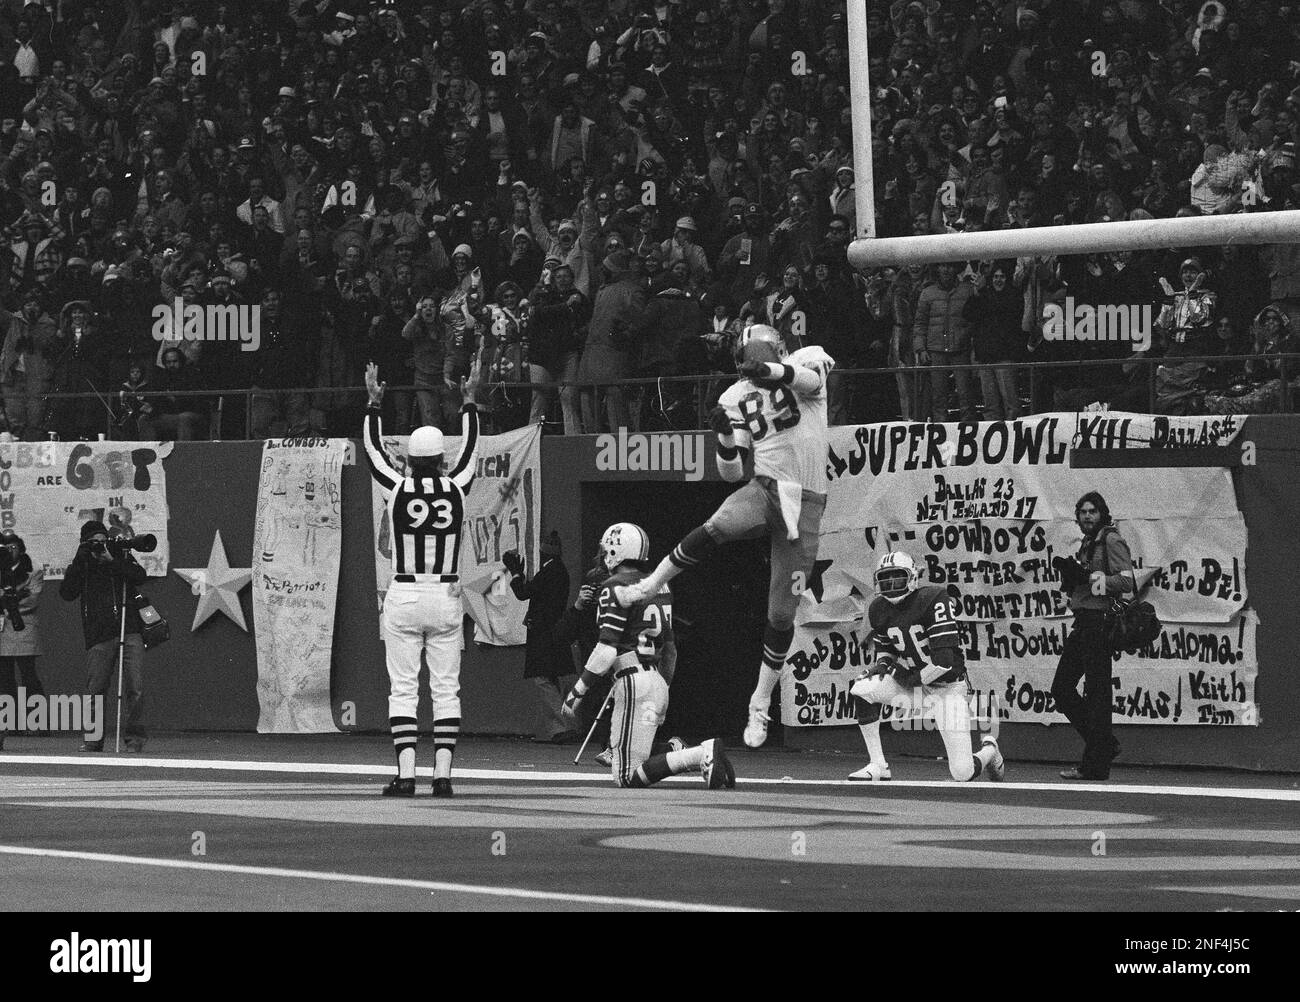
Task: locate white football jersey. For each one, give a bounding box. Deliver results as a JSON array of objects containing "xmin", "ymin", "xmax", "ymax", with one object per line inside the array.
[{"xmin": 718, "ymin": 345, "xmax": 833, "ymax": 494}]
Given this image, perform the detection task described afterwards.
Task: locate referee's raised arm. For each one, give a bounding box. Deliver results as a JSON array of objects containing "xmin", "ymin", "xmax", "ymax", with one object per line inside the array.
[
  {"xmin": 448, "ymin": 354, "xmax": 485, "ymax": 493},
  {"xmin": 362, "ymin": 362, "xmax": 401, "ymax": 496}
]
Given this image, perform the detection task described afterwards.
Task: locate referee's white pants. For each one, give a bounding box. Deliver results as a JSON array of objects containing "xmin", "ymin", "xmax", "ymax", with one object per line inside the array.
[
  {"xmin": 852, "ymin": 676, "xmax": 976, "ymax": 781},
  {"xmin": 382, "ymin": 580, "xmax": 464, "ymax": 720},
  {"xmin": 609, "ymin": 667, "xmax": 668, "ymax": 788}
]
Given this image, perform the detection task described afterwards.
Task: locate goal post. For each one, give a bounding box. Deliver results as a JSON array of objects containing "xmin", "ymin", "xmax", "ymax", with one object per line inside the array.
[
  {"xmin": 848, "ymin": 209, "xmax": 1300, "ymax": 269},
  {"xmin": 844, "ymin": 2, "xmax": 1300, "ymax": 269}
]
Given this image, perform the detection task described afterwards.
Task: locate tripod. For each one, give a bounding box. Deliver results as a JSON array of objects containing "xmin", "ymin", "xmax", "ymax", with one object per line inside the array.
[{"xmin": 114, "ymin": 574, "xmax": 128, "ymax": 754}]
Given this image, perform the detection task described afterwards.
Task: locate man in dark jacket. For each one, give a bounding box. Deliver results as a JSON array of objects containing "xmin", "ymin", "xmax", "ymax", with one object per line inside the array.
[
  {"xmin": 140, "ymin": 347, "xmax": 208, "ymax": 441},
  {"xmin": 59, "ymin": 521, "xmax": 148, "ymax": 753},
  {"xmin": 1051, "ymin": 493, "xmax": 1135, "ymax": 781},
  {"xmin": 962, "ymin": 261, "xmax": 1024, "ymax": 419},
  {"xmin": 630, "ymin": 274, "xmax": 700, "ymax": 427},
  {"xmin": 504, "ymin": 531, "xmax": 577, "ymax": 743}
]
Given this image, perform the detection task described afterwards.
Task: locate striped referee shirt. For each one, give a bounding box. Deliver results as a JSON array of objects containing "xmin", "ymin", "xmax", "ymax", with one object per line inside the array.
[{"xmin": 364, "ymin": 403, "xmax": 480, "ymax": 576}]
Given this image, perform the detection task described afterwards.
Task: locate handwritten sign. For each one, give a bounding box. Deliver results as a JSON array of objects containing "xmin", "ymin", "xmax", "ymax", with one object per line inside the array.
[
  {"xmin": 781, "ymin": 414, "xmax": 1258, "ymax": 727},
  {"xmin": 252, "ymin": 438, "xmax": 345, "ymax": 733},
  {"xmin": 0, "ymin": 441, "xmax": 173, "ymax": 578}
]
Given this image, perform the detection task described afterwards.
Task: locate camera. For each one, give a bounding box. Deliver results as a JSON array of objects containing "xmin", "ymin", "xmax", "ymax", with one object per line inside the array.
[{"xmin": 1052, "ymin": 554, "xmax": 1088, "ymax": 591}]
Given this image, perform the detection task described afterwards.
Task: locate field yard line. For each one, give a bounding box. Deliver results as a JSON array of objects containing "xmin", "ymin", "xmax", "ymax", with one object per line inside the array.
[
  {"xmin": 3, "ymin": 754, "xmax": 1299, "ymax": 800},
  {"xmin": 0, "ymin": 844, "xmax": 765, "ymax": 913}
]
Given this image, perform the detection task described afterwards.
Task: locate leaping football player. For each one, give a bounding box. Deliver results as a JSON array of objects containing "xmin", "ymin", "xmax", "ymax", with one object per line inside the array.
[
  {"xmin": 616, "ymin": 324, "xmax": 833, "ymax": 748},
  {"xmin": 848, "ymin": 552, "xmax": 1005, "ymax": 783},
  {"xmin": 562, "ymin": 523, "xmax": 734, "ymax": 789}
]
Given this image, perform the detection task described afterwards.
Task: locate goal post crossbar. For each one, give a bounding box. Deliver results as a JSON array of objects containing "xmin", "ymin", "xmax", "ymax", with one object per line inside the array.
[{"xmin": 846, "ymin": 210, "xmax": 1300, "ymax": 269}]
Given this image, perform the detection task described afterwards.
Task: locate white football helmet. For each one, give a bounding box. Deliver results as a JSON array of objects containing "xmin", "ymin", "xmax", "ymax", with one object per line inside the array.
[
  {"xmin": 600, "ymin": 522, "xmax": 650, "ymax": 571},
  {"xmin": 874, "ymin": 551, "xmax": 919, "ymax": 603},
  {"xmin": 735, "ymin": 323, "xmax": 787, "ymax": 365}
]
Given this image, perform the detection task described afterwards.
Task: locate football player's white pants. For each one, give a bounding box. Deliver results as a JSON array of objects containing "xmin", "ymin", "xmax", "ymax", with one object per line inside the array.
[
  {"xmin": 382, "ymin": 580, "xmax": 464, "ymax": 719},
  {"xmin": 851, "ymin": 675, "xmax": 977, "ymax": 781},
  {"xmin": 610, "ymin": 667, "xmax": 669, "ymax": 788}
]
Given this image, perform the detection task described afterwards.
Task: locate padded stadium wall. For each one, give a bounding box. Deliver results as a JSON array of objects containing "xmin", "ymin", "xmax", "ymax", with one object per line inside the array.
[{"xmin": 21, "ymin": 422, "xmax": 1300, "ymax": 771}]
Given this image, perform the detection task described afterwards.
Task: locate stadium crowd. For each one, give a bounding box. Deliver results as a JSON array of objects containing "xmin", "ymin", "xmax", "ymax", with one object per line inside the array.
[{"xmin": 1, "ymin": 0, "xmax": 1299, "ymax": 442}]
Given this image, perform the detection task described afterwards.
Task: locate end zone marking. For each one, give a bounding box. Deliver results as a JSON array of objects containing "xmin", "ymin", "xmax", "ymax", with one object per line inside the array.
[
  {"xmin": 0, "ymin": 845, "xmax": 766, "ymax": 913},
  {"xmin": 2, "ymin": 754, "xmax": 1298, "ymax": 801}
]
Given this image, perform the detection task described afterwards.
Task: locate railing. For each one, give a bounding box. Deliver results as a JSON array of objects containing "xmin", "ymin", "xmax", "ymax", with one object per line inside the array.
[{"xmin": 18, "ymin": 352, "xmax": 1299, "ymax": 441}]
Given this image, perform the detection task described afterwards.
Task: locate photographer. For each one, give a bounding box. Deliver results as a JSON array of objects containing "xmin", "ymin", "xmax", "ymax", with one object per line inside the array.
[
  {"xmin": 1051, "ymin": 493, "xmax": 1135, "ymax": 781},
  {"xmin": 0, "ymin": 531, "xmax": 44, "ymax": 750},
  {"xmin": 58, "ymin": 521, "xmax": 148, "ymax": 753}
]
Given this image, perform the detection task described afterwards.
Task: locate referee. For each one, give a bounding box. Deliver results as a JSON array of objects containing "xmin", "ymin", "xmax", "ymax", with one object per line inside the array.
[{"xmin": 364, "ymin": 359, "xmax": 483, "ymax": 798}]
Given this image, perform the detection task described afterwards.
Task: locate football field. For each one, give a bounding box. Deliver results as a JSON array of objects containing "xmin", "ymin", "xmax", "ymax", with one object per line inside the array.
[{"xmin": 1, "ymin": 734, "xmax": 1297, "ymax": 912}]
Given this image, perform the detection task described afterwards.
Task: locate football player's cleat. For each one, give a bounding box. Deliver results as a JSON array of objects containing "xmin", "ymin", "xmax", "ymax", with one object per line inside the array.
[
  {"xmin": 594, "ymin": 747, "xmax": 614, "ymax": 767},
  {"xmin": 599, "ymin": 522, "xmax": 650, "ymax": 573},
  {"xmin": 431, "ymin": 777, "xmax": 454, "ymax": 798},
  {"xmin": 701, "ymin": 738, "xmax": 732, "ymax": 789},
  {"xmin": 382, "ymin": 777, "xmax": 416, "ymax": 797},
  {"xmin": 722, "ymin": 753, "xmax": 737, "ymax": 789},
  {"xmin": 848, "ymin": 762, "xmax": 892, "ymax": 782},
  {"xmin": 743, "ymin": 702, "xmax": 770, "ymax": 748},
  {"xmin": 874, "ymin": 551, "xmax": 920, "ymax": 603},
  {"xmin": 981, "ymin": 735, "xmax": 1005, "ymax": 781}
]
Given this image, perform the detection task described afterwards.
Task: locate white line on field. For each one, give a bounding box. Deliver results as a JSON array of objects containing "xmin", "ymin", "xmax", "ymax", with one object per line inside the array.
[
  {"xmin": 0, "ymin": 845, "xmax": 764, "ymax": 913},
  {"xmin": 2, "ymin": 753, "xmax": 1298, "ymax": 800}
]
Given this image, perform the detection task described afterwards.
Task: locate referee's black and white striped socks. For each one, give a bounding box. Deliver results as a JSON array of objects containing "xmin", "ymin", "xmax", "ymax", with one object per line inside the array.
[
  {"xmin": 433, "ymin": 717, "xmax": 460, "ymax": 780},
  {"xmin": 390, "ymin": 716, "xmax": 418, "ymax": 779}
]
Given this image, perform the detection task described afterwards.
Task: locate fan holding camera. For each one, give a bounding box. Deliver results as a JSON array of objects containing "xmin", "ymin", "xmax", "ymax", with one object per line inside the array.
[
  {"xmin": 1049, "ymin": 493, "xmax": 1136, "ymax": 781},
  {"xmin": 58, "ymin": 521, "xmax": 154, "ymax": 753}
]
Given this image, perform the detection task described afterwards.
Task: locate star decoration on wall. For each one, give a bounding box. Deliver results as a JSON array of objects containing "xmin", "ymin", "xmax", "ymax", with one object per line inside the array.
[{"xmin": 173, "ymin": 531, "xmax": 253, "ymax": 631}]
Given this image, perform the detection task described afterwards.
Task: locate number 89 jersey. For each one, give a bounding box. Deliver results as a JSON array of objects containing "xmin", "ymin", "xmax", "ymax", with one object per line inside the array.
[
  {"xmin": 867, "ymin": 584, "xmax": 966, "ymax": 685},
  {"xmin": 597, "ymin": 568, "xmax": 674, "ymax": 670},
  {"xmin": 717, "ymin": 345, "xmax": 833, "ymax": 494}
]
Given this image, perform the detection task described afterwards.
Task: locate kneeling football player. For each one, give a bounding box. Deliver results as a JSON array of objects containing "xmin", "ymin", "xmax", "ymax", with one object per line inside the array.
[
  {"xmin": 561, "ymin": 523, "xmax": 734, "ymax": 790},
  {"xmin": 848, "ymin": 552, "xmax": 1004, "ymax": 783}
]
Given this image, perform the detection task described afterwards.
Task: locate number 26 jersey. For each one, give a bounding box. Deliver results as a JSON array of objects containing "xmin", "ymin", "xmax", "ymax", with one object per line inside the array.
[{"xmin": 867, "ymin": 584, "xmax": 966, "ymax": 685}]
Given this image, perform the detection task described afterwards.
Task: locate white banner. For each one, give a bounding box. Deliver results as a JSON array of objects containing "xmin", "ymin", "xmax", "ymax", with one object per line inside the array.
[
  {"xmin": 782, "ymin": 414, "xmax": 1258, "ymax": 727},
  {"xmin": 252, "ymin": 438, "xmax": 345, "ymax": 733},
  {"xmin": 781, "ymin": 613, "xmax": 1258, "ymax": 728},
  {"xmin": 0, "ymin": 440, "xmax": 173, "ymax": 578},
  {"xmin": 370, "ymin": 423, "xmax": 542, "ymax": 646}
]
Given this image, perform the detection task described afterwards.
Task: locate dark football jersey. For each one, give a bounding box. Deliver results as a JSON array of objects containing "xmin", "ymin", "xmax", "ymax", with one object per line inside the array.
[
  {"xmin": 596, "ymin": 567, "xmax": 674, "ymax": 670},
  {"xmin": 867, "ymin": 584, "xmax": 964, "ymax": 683}
]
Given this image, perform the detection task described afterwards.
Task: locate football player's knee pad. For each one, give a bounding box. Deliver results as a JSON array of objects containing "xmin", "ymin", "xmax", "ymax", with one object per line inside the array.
[{"xmin": 854, "ymin": 696, "xmax": 882, "ymax": 724}]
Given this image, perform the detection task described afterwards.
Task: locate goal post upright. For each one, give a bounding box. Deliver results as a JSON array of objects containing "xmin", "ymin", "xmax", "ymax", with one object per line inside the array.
[{"xmin": 846, "ymin": 0, "xmax": 876, "ymax": 241}]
